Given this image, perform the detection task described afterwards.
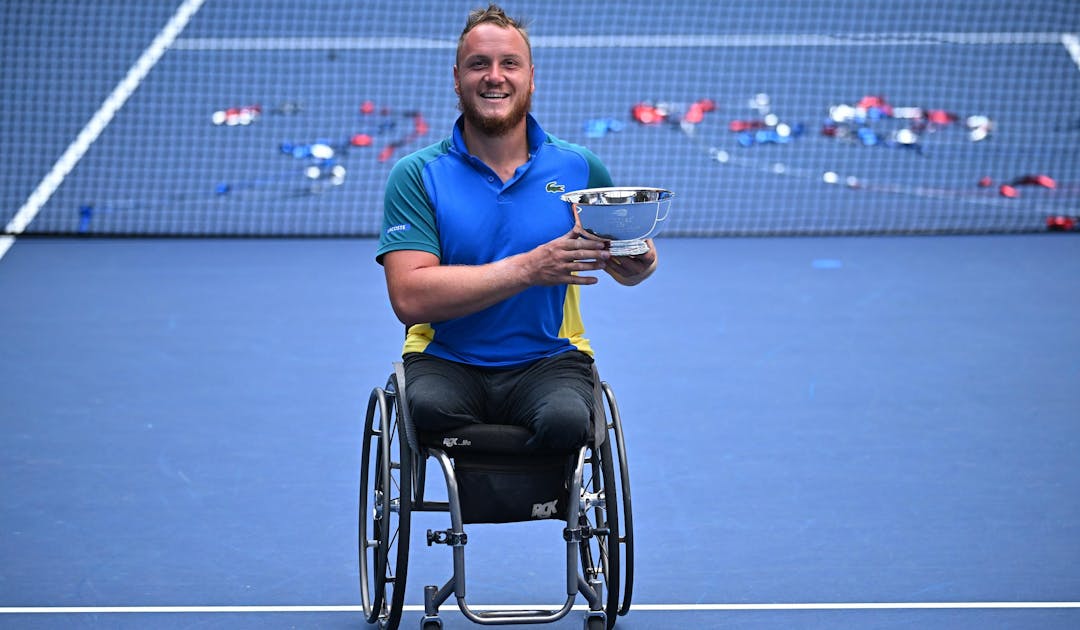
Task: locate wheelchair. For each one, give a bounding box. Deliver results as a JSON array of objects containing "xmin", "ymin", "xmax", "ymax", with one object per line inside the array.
[{"xmin": 358, "ymin": 361, "xmax": 634, "ymax": 630}]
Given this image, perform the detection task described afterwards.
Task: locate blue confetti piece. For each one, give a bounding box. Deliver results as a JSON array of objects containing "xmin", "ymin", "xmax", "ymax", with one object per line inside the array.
[{"xmin": 78, "ymin": 205, "xmax": 93, "ymax": 233}]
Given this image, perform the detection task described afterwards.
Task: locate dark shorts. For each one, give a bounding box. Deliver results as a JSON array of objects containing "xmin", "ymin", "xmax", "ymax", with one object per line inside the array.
[{"xmin": 402, "ymin": 350, "xmax": 596, "ymax": 451}]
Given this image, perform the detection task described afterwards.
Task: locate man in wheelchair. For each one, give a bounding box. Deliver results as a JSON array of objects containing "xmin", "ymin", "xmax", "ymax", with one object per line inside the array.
[
  {"xmin": 366, "ymin": 4, "xmax": 657, "ymax": 628},
  {"xmin": 376, "ymin": 1, "xmax": 657, "ymax": 452}
]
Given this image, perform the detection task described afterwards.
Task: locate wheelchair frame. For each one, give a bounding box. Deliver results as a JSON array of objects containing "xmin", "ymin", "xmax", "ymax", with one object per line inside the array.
[{"xmin": 358, "ymin": 362, "xmax": 634, "ymax": 630}]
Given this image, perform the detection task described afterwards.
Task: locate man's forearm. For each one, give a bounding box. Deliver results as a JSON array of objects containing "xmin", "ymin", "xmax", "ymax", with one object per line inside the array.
[{"xmin": 387, "ymin": 254, "xmax": 531, "ymax": 326}]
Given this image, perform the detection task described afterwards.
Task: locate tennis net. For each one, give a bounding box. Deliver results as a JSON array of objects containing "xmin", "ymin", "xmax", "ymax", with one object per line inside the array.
[{"xmin": 3, "ymin": 0, "xmax": 1078, "ymax": 237}]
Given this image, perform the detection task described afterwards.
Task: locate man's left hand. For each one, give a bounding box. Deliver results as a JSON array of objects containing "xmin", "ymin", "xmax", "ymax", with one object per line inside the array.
[{"xmin": 606, "ymin": 239, "xmax": 658, "ymax": 286}]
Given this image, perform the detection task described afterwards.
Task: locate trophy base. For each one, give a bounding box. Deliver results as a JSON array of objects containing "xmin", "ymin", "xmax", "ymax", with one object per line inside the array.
[{"xmin": 609, "ymin": 239, "xmax": 650, "ymax": 257}]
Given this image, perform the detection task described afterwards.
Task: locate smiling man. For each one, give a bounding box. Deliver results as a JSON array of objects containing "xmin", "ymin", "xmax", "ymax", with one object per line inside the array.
[
  {"xmin": 455, "ymin": 12, "xmax": 534, "ymax": 142},
  {"xmin": 376, "ymin": 3, "xmax": 659, "ymax": 450}
]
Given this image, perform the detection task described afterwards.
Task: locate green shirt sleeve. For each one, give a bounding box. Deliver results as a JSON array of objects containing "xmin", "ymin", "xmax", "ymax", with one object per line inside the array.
[
  {"xmin": 581, "ymin": 146, "xmax": 614, "ymax": 189},
  {"xmin": 375, "ymin": 145, "xmax": 443, "ymax": 264}
]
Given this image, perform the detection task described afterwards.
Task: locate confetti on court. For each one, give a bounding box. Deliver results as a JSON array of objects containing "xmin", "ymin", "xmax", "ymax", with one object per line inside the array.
[
  {"xmin": 219, "ymin": 101, "xmax": 430, "ymax": 196},
  {"xmin": 630, "ymin": 98, "xmax": 717, "ymax": 133},
  {"xmin": 583, "ymin": 118, "xmax": 625, "ymax": 138},
  {"xmin": 726, "ymin": 93, "xmax": 806, "ymax": 147},
  {"xmin": 821, "ymin": 94, "xmax": 994, "ymax": 152},
  {"xmin": 78, "ymin": 99, "xmax": 433, "ymax": 230},
  {"xmin": 609, "ymin": 93, "xmax": 1076, "ymax": 232},
  {"xmin": 211, "ymin": 102, "xmax": 307, "ymax": 126},
  {"xmin": 211, "ymin": 104, "xmax": 262, "ymax": 126},
  {"xmin": 611, "ymin": 92, "xmax": 1076, "ymax": 232},
  {"xmin": 1045, "ymin": 215, "xmax": 1077, "ymax": 231}
]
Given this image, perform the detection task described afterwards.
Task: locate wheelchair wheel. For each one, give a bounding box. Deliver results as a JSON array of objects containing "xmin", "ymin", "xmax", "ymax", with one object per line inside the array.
[
  {"xmin": 358, "ymin": 383, "xmax": 412, "ymax": 629},
  {"xmin": 579, "ymin": 434, "xmax": 620, "ymax": 629},
  {"xmin": 601, "ymin": 382, "xmax": 635, "ymax": 617}
]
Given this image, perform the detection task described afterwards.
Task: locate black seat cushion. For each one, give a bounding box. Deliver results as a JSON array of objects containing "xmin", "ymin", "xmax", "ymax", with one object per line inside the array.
[{"xmin": 419, "ymin": 423, "xmax": 547, "ymax": 455}]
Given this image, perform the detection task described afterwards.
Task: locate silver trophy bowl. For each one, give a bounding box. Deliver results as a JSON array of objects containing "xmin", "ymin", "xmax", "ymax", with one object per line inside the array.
[{"xmin": 561, "ymin": 187, "xmax": 674, "ymax": 256}]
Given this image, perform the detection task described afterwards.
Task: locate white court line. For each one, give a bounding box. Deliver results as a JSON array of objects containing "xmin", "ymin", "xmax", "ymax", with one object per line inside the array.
[
  {"xmin": 1063, "ymin": 33, "xmax": 1080, "ymax": 72},
  {"xmin": 172, "ymin": 36, "xmax": 454, "ymax": 50},
  {"xmin": 171, "ymin": 31, "xmax": 1065, "ymax": 51},
  {"xmin": 0, "ymin": 0, "xmax": 207, "ymax": 263},
  {"xmin": 3, "ymin": 602, "xmax": 1079, "ymax": 614}
]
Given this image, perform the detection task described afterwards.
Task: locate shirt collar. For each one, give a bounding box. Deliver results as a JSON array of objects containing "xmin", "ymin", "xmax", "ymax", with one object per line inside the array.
[{"xmin": 451, "ymin": 113, "xmax": 546, "ymax": 160}]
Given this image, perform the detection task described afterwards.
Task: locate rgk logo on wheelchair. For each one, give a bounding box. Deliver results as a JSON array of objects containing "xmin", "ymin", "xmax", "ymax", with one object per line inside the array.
[{"xmin": 530, "ymin": 499, "xmax": 559, "ymax": 519}]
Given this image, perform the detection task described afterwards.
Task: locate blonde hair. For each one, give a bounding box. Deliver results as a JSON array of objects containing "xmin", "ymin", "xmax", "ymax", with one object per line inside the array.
[{"xmin": 456, "ymin": 3, "xmax": 532, "ymax": 64}]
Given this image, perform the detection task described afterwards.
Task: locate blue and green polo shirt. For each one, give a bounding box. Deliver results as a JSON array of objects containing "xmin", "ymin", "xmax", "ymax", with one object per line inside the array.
[{"xmin": 376, "ymin": 114, "xmax": 613, "ymax": 367}]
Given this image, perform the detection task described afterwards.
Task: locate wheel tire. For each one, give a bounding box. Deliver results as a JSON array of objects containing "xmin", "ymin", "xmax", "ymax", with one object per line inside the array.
[
  {"xmin": 358, "ymin": 382, "xmax": 412, "ymax": 630},
  {"xmin": 602, "ymin": 382, "xmax": 635, "ymax": 616},
  {"xmin": 579, "ymin": 436, "xmax": 620, "ymax": 629},
  {"xmin": 358, "ymin": 387, "xmax": 388, "ymax": 623}
]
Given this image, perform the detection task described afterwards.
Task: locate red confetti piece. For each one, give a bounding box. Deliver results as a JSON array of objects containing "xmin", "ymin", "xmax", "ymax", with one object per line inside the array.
[
  {"xmin": 631, "ymin": 103, "xmax": 665, "ymax": 125},
  {"xmin": 1010, "ymin": 174, "xmax": 1056, "ymax": 189},
  {"xmin": 1046, "ymin": 216, "xmax": 1075, "ymax": 231},
  {"xmin": 731, "ymin": 120, "xmax": 766, "ymax": 133},
  {"xmin": 683, "ymin": 103, "xmax": 705, "ymax": 124},
  {"xmin": 413, "ymin": 114, "xmax": 429, "ymax": 136},
  {"xmin": 926, "ymin": 109, "xmax": 958, "ymax": 125}
]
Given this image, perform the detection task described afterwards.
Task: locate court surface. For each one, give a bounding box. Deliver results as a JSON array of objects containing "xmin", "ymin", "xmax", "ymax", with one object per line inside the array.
[
  {"xmin": 2, "ymin": 235, "xmax": 1078, "ymax": 629},
  {"xmin": 3, "ymin": 0, "xmax": 1079, "ymax": 627}
]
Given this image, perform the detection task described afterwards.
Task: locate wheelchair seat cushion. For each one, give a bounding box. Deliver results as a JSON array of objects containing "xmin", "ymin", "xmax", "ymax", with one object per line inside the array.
[{"xmin": 419, "ymin": 423, "xmax": 577, "ymax": 456}]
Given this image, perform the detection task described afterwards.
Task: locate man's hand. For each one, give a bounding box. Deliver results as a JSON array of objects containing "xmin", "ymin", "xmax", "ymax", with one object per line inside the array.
[
  {"xmin": 522, "ymin": 227, "xmax": 611, "ymax": 286},
  {"xmin": 604, "ymin": 239, "xmax": 658, "ymax": 286}
]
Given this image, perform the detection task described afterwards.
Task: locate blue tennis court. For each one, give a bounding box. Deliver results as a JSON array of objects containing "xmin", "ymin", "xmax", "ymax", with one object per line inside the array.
[
  {"xmin": 2, "ymin": 1, "xmax": 1079, "ymax": 628},
  {"xmin": 2, "ymin": 236, "xmax": 1078, "ymax": 629}
]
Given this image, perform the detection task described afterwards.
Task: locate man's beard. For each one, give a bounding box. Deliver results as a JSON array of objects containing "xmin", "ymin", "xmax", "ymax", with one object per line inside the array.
[{"xmin": 459, "ymin": 90, "xmax": 532, "ymax": 137}]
